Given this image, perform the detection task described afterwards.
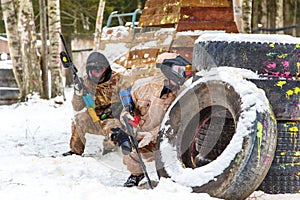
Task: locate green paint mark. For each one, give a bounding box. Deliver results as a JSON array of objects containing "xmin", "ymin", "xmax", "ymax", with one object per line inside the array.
[
  {"xmin": 266, "ymin": 52, "xmax": 277, "ymax": 57},
  {"xmin": 275, "ymin": 81, "xmax": 286, "ymax": 89},
  {"xmin": 257, "ymin": 122, "xmax": 263, "ymax": 165}
]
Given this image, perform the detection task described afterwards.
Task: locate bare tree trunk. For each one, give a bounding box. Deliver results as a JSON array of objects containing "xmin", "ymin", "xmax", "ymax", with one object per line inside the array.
[
  {"xmin": 48, "ymin": 0, "xmax": 64, "ymax": 99},
  {"xmin": 268, "ymin": 1, "xmax": 276, "ymax": 29},
  {"xmin": 94, "ymin": 0, "xmax": 105, "ymax": 51},
  {"xmin": 252, "ymin": 0, "xmax": 259, "ymax": 31},
  {"xmin": 232, "ymin": 0, "xmax": 243, "ymax": 32},
  {"xmin": 18, "ymin": 0, "xmax": 42, "ymax": 95},
  {"xmin": 275, "ymin": 0, "xmax": 284, "ymax": 34},
  {"xmin": 293, "ymin": 0, "xmax": 298, "ymax": 36},
  {"xmin": 260, "ymin": 0, "xmax": 268, "ymax": 31},
  {"xmin": 39, "ymin": 0, "xmax": 49, "ymax": 99},
  {"xmin": 242, "ymin": 0, "xmax": 253, "ymax": 33},
  {"xmin": 1, "ymin": 0, "xmax": 25, "ymax": 101}
]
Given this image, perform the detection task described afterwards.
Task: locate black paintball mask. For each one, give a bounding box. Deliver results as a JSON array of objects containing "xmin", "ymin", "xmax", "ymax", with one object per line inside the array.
[
  {"xmin": 86, "ymin": 52, "xmax": 112, "ymax": 84},
  {"xmin": 156, "ymin": 55, "xmax": 191, "ymax": 86}
]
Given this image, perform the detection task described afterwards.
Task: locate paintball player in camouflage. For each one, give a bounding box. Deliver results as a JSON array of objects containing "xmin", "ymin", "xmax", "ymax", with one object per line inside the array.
[
  {"xmin": 62, "ymin": 52, "xmax": 126, "ymax": 156},
  {"xmin": 110, "ymin": 52, "xmax": 192, "ymax": 187}
]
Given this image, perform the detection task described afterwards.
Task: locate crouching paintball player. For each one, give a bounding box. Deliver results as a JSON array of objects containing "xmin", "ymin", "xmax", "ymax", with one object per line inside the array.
[
  {"xmin": 110, "ymin": 52, "xmax": 192, "ymax": 187},
  {"xmin": 62, "ymin": 51, "xmax": 125, "ymax": 156}
]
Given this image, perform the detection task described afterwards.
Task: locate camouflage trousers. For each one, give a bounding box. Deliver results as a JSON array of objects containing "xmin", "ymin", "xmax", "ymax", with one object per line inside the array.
[
  {"xmin": 123, "ymin": 142, "xmax": 155, "ymax": 175},
  {"xmin": 70, "ymin": 111, "xmax": 121, "ymax": 155}
]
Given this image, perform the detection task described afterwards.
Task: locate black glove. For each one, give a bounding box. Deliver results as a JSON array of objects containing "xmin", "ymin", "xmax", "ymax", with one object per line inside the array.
[
  {"xmin": 111, "ymin": 127, "xmax": 132, "ymax": 155},
  {"xmin": 74, "ymin": 77, "xmax": 83, "ymax": 96}
]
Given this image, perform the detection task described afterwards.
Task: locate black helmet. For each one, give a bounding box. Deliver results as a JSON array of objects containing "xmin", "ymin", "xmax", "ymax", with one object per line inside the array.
[
  {"xmin": 156, "ymin": 55, "xmax": 191, "ymax": 86},
  {"xmin": 86, "ymin": 52, "xmax": 112, "ymax": 84}
]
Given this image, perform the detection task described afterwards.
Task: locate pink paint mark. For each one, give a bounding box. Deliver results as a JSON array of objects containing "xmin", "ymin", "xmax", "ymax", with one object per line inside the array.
[
  {"xmin": 281, "ymin": 61, "xmax": 290, "ymax": 69},
  {"xmin": 264, "ymin": 156, "xmax": 270, "ymax": 163},
  {"xmin": 266, "ymin": 62, "xmax": 277, "ymax": 69},
  {"xmin": 263, "ymin": 121, "xmax": 268, "ymax": 128}
]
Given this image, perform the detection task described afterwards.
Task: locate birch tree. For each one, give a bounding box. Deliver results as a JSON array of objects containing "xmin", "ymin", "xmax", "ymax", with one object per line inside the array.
[
  {"xmin": 292, "ymin": 0, "xmax": 298, "ymax": 36},
  {"xmin": 260, "ymin": 0, "xmax": 268, "ymax": 31},
  {"xmin": 48, "ymin": 0, "xmax": 64, "ymax": 99},
  {"xmin": 275, "ymin": 0, "xmax": 284, "ymax": 34},
  {"xmin": 1, "ymin": 0, "xmax": 25, "ymax": 100},
  {"xmin": 242, "ymin": 0, "xmax": 253, "ymax": 33},
  {"xmin": 94, "ymin": 0, "xmax": 105, "ymax": 51},
  {"xmin": 39, "ymin": 0, "xmax": 49, "ymax": 99},
  {"xmin": 18, "ymin": 0, "xmax": 42, "ymax": 95},
  {"xmin": 232, "ymin": 0, "xmax": 243, "ymax": 32},
  {"xmin": 1, "ymin": 0, "xmax": 42, "ymax": 101}
]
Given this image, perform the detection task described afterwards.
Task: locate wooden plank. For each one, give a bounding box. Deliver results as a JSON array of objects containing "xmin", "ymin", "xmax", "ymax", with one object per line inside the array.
[
  {"xmin": 180, "ymin": 7, "xmax": 235, "ymax": 22},
  {"xmin": 176, "ymin": 21, "xmax": 238, "ymax": 32},
  {"xmin": 169, "ymin": 47, "xmax": 194, "ymax": 63},
  {"xmin": 139, "ymin": 13, "xmax": 179, "ymax": 27},
  {"xmin": 180, "ymin": 0, "xmax": 231, "ymax": 7}
]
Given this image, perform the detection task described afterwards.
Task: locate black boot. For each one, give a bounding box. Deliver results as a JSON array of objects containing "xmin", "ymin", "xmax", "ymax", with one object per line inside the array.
[
  {"xmin": 62, "ymin": 150, "xmax": 80, "ymax": 156},
  {"xmin": 124, "ymin": 174, "xmax": 145, "ymax": 187}
]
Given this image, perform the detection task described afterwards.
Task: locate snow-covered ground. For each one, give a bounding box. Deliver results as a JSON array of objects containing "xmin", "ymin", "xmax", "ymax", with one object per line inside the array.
[
  {"xmin": 1, "ymin": 32, "xmax": 300, "ymax": 199},
  {"xmin": 0, "ymin": 87, "xmax": 299, "ymax": 200}
]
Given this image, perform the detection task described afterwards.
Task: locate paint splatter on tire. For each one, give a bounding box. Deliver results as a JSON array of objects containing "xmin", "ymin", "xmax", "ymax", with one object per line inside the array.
[{"xmin": 155, "ymin": 68, "xmax": 277, "ymax": 200}]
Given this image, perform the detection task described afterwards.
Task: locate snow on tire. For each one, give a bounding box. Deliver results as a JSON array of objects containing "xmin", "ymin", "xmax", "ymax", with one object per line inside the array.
[{"xmin": 155, "ymin": 67, "xmax": 278, "ymax": 200}]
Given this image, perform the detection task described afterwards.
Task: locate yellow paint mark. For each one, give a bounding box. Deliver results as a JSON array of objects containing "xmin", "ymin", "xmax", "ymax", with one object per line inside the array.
[
  {"xmin": 183, "ymin": 14, "xmax": 189, "ymax": 19},
  {"xmin": 296, "ymin": 44, "xmax": 300, "ymax": 49},
  {"xmin": 297, "ymin": 62, "xmax": 300, "ymax": 67},
  {"xmin": 275, "ymin": 81, "xmax": 286, "ymax": 89},
  {"xmin": 286, "ymin": 90, "xmax": 294, "ymax": 99},
  {"xmin": 295, "ymin": 152, "xmax": 300, "ymax": 157},
  {"xmin": 290, "ymin": 126, "xmax": 299, "ymax": 132},
  {"xmin": 295, "ymin": 87, "xmax": 300, "ymax": 95},
  {"xmin": 61, "ymin": 173, "xmax": 64, "ymax": 176},
  {"xmin": 277, "ymin": 54, "xmax": 288, "ymax": 59},
  {"xmin": 280, "ymin": 152, "xmax": 286, "ymax": 156},
  {"xmin": 285, "ymin": 87, "xmax": 300, "ymax": 99},
  {"xmin": 269, "ymin": 43, "xmax": 275, "ymax": 48},
  {"xmin": 271, "ymin": 114, "xmax": 276, "ymax": 122},
  {"xmin": 257, "ymin": 122, "xmax": 263, "ymax": 165}
]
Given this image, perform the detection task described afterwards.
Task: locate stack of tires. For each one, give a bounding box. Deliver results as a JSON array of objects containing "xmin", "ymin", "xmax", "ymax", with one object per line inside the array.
[{"xmin": 154, "ymin": 33, "xmax": 300, "ymax": 199}]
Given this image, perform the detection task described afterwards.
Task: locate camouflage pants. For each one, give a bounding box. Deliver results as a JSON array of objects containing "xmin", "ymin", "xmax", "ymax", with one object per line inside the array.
[
  {"xmin": 123, "ymin": 142, "xmax": 155, "ymax": 175},
  {"xmin": 70, "ymin": 111, "xmax": 121, "ymax": 155}
]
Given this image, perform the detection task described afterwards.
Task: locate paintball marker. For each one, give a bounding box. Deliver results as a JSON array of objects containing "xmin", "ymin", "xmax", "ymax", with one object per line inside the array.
[
  {"xmin": 59, "ymin": 33, "xmax": 100, "ymax": 122},
  {"xmin": 119, "ymin": 88, "xmax": 140, "ymax": 126},
  {"xmin": 123, "ymin": 115, "xmax": 153, "ymax": 189}
]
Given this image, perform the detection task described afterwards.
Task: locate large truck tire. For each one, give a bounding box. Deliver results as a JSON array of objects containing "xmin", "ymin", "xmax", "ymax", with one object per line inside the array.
[
  {"xmin": 258, "ymin": 121, "xmax": 300, "ymax": 194},
  {"xmin": 155, "ymin": 67, "xmax": 278, "ymax": 200}
]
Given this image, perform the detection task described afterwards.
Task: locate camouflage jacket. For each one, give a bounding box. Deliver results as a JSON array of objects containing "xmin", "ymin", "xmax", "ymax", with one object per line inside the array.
[{"xmin": 129, "ymin": 70, "xmax": 177, "ymax": 143}]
